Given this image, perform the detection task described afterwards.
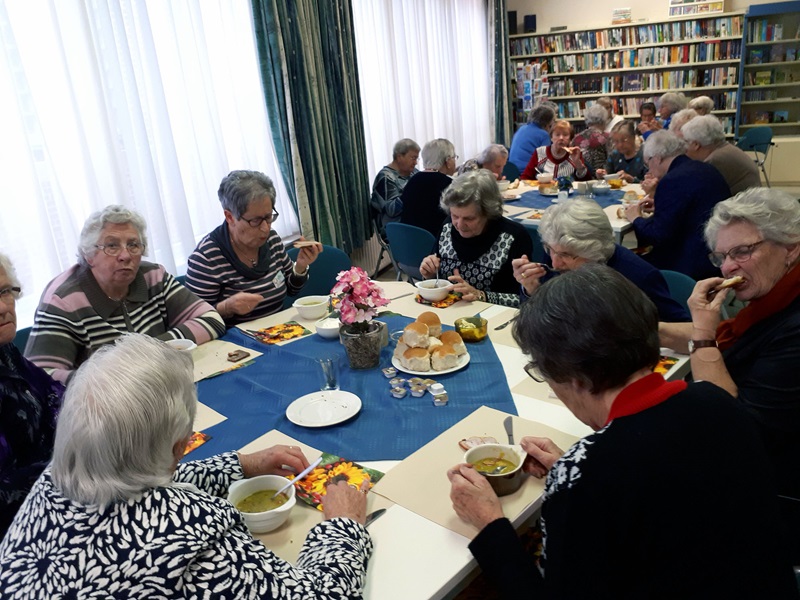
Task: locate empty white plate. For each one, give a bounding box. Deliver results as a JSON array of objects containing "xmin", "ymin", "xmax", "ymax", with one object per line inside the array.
[{"xmin": 286, "ymin": 390, "xmax": 362, "ymax": 428}]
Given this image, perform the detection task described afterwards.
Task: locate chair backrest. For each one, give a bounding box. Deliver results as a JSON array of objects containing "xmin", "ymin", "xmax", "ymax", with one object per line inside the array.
[
  {"xmin": 385, "ymin": 222, "xmax": 437, "ymax": 282},
  {"xmin": 502, "ymin": 161, "xmax": 521, "ymax": 182},
  {"xmin": 523, "ymin": 225, "xmax": 546, "ymax": 264},
  {"xmin": 174, "ymin": 274, "xmax": 187, "ymax": 286},
  {"xmin": 283, "ymin": 245, "xmax": 352, "ymax": 307},
  {"xmin": 660, "ymin": 269, "xmax": 696, "ymax": 312},
  {"xmin": 13, "ymin": 326, "xmax": 31, "ymax": 354},
  {"xmin": 736, "ymin": 126, "xmax": 773, "ymax": 156}
]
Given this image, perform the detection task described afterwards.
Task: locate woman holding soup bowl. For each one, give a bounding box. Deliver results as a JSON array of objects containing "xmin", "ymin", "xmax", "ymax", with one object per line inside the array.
[
  {"xmin": 595, "ymin": 120, "xmax": 647, "ymax": 184},
  {"xmin": 0, "ymin": 334, "xmax": 372, "ymax": 597},
  {"xmin": 520, "ymin": 119, "xmax": 589, "ymax": 182}
]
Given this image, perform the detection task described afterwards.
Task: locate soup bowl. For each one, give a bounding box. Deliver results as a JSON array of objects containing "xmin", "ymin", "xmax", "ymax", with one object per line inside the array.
[
  {"xmin": 293, "ymin": 295, "xmax": 330, "ymax": 320},
  {"xmin": 415, "ymin": 279, "xmax": 453, "ymax": 302},
  {"xmin": 454, "ymin": 316, "xmax": 488, "ymax": 343},
  {"xmin": 315, "ymin": 317, "xmax": 341, "ymax": 339},
  {"xmin": 464, "ymin": 443, "xmax": 527, "ymax": 497},
  {"xmin": 536, "ymin": 173, "xmax": 553, "ymax": 184},
  {"xmin": 227, "ymin": 474, "xmax": 296, "ymax": 533},
  {"xmin": 497, "ymin": 180, "xmax": 510, "ymax": 192},
  {"xmin": 592, "ymin": 182, "xmax": 611, "ymax": 195},
  {"xmin": 164, "ymin": 338, "xmax": 197, "ymax": 353}
]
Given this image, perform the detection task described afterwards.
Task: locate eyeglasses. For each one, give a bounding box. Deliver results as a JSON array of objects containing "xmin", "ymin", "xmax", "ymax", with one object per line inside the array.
[
  {"xmin": 524, "ymin": 362, "xmax": 545, "ymax": 383},
  {"xmin": 448, "ymin": 155, "xmax": 459, "ymax": 161},
  {"xmin": 708, "ymin": 240, "xmax": 765, "ymax": 268},
  {"xmin": 543, "ymin": 243, "xmax": 577, "ymax": 261},
  {"xmin": 0, "ymin": 287, "xmax": 21, "ymax": 304},
  {"xmin": 241, "ymin": 210, "xmax": 279, "ymax": 227},
  {"xmin": 95, "ymin": 242, "xmax": 144, "ymax": 257}
]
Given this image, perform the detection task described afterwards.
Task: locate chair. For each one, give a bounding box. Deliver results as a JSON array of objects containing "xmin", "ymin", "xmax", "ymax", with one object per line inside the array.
[
  {"xmin": 13, "ymin": 326, "xmax": 31, "ymax": 354},
  {"xmin": 369, "ymin": 206, "xmax": 399, "ymax": 279},
  {"xmin": 502, "ymin": 161, "xmax": 521, "ymax": 182},
  {"xmin": 174, "ymin": 274, "xmax": 187, "ymax": 286},
  {"xmin": 735, "ymin": 126, "xmax": 774, "ymax": 187},
  {"xmin": 660, "ymin": 270, "xmax": 696, "ymax": 313},
  {"xmin": 282, "ymin": 244, "xmax": 352, "ymax": 308},
  {"xmin": 385, "ymin": 223, "xmax": 437, "ymax": 283}
]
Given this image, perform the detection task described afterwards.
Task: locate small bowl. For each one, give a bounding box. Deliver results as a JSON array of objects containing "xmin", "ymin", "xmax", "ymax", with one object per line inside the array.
[
  {"xmin": 164, "ymin": 338, "xmax": 197, "ymax": 352},
  {"xmin": 454, "ymin": 317, "xmax": 488, "ymax": 343},
  {"xmin": 315, "ymin": 317, "xmax": 341, "ymax": 339},
  {"xmin": 536, "ymin": 173, "xmax": 553, "ymax": 184},
  {"xmin": 603, "ymin": 174, "xmax": 620, "ymax": 182},
  {"xmin": 497, "ymin": 180, "xmax": 510, "ymax": 192},
  {"xmin": 464, "ymin": 443, "xmax": 527, "ymax": 497},
  {"xmin": 227, "ymin": 474, "xmax": 296, "ymax": 533},
  {"xmin": 415, "ymin": 279, "xmax": 453, "ymax": 302},
  {"xmin": 592, "ymin": 183, "xmax": 611, "ymax": 195},
  {"xmin": 293, "ymin": 295, "xmax": 330, "ymax": 320}
]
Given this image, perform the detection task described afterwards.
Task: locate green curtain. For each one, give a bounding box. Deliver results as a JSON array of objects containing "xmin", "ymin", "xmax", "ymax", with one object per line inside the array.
[
  {"xmin": 491, "ymin": 0, "xmax": 513, "ymax": 146},
  {"xmin": 251, "ymin": 0, "xmax": 371, "ymax": 254}
]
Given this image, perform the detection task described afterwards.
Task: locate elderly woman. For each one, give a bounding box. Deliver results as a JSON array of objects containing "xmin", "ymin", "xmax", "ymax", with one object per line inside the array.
[
  {"xmin": 370, "ymin": 138, "xmax": 420, "ymax": 237},
  {"xmin": 419, "ymin": 170, "xmax": 532, "ymax": 307},
  {"xmin": 571, "ymin": 104, "xmax": 610, "ymax": 176},
  {"xmin": 659, "ymin": 189, "xmax": 800, "ymax": 561},
  {"xmin": 667, "ymin": 107, "xmax": 698, "ymax": 137},
  {"xmin": 458, "ymin": 143, "xmax": 509, "ymax": 180},
  {"xmin": 0, "ymin": 253, "xmax": 63, "ymax": 536},
  {"xmin": 596, "ymin": 120, "xmax": 647, "ymax": 183},
  {"xmin": 400, "ymin": 138, "xmax": 457, "ymax": 238},
  {"xmin": 512, "ymin": 200, "xmax": 689, "ymax": 322},
  {"xmin": 26, "ymin": 205, "xmax": 224, "ymax": 383},
  {"xmin": 688, "ymin": 95, "xmax": 715, "ymax": 115},
  {"xmin": 509, "ymin": 103, "xmax": 556, "ymax": 172},
  {"xmin": 597, "ymin": 96, "xmax": 624, "ymax": 132},
  {"xmin": 186, "ymin": 170, "xmax": 322, "ymax": 327},
  {"xmin": 520, "ymin": 119, "xmax": 589, "ymax": 181},
  {"xmin": 448, "ymin": 265, "xmax": 796, "ymax": 598},
  {"xmin": 682, "ymin": 115, "xmax": 761, "ymax": 195},
  {"xmin": 623, "ymin": 131, "xmax": 730, "ymax": 280},
  {"xmin": 0, "ymin": 334, "xmax": 372, "ymax": 596}
]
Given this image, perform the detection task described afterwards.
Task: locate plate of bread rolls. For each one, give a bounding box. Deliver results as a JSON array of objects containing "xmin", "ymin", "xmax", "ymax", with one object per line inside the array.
[{"xmin": 391, "ymin": 312, "xmax": 471, "ymax": 375}]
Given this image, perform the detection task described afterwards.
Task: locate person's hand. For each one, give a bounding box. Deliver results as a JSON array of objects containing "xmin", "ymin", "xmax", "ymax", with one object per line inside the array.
[
  {"xmin": 520, "ymin": 437, "xmax": 564, "ymax": 479},
  {"xmin": 567, "ymin": 146, "xmax": 583, "ymax": 163},
  {"xmin": 449, "ymin": 268, "xmax": 483, "ymax": 302},
  {"xmin": 639, "ymin": 197, "xmax": 654, "ymax": 212},
  {"xmin": 637, "ymin": 121, "xmax": 651, "ymax": 134},
  {"xmin": 221, "ymin": 292, "xmax": 263, "ymax": 317},
  {"xmin": 641, "ymin": 175, "xmax": 658, "ymax": 196},
  {"xmin": 322, "ymin": 478, "xmax": 369, "ymax": 524},
  {"xmin": 595, "ymin": 168, "xmax": 607, "ymax": 178},
  {"xmin": 620, "ymin": 171, "xmax": 634, "ymax": 183},
  {"xmin": 420, "ymin": 254, "xmax": 440, "ymax": 279},
  {"xmin": 512, "ymin": 255, "xmax": 548, "ymax": 296},
  {"xmin": 687, "ymin": 277, "xmax": 729, "ymax": 335},
  {"xmin": 295, "ymin": 237, "xmax": 323, "ymax": 271},
  {"xmin": 448, "ymin": 463, "xmax": 503, "ymax": 530},
  {"xmin": 237, "ymin": 444, "xmax": 310, "ymax": 478}
]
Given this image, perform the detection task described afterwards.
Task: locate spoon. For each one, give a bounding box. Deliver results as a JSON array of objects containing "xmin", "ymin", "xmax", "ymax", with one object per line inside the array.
[{"xmin": 272, "ymin": 456, "xmax": 323, "ymax": 499}]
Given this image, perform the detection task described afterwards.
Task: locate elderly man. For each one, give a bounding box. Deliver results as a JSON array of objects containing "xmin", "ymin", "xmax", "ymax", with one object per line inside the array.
[
  {"xmin": 682, "ymin": 115, "xmax": 761, "ymax": 195},
  {"xmin": 509, "ymin": 103, "xmax": 556, "ymax": 171},
  {"xmin": 458, "ymin": 144, "xmax": 509, "ymax": 180},
  {"xmin": 370, "ymin": 138, "xmax": 420, "ymax": 237}
]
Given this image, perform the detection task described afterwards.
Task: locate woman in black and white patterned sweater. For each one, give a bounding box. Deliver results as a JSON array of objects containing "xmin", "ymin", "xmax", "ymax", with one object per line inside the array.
[
  {"xmin": 0, "ymin": 334, "xmax": 372, "ymax": 599},
  {"xmin": 419, "ymin": 170, "xmax": 532, "ymax": 308}
]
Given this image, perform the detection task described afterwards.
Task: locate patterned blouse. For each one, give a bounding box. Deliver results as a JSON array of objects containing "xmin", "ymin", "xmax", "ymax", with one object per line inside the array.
[{"xmin": 0, "ymin": 452, "xmax": 373, "ymax": 598}]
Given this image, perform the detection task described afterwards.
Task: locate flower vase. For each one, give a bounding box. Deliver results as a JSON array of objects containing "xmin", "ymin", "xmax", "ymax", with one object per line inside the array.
[{"xmin": 340, "ymin": 322, "xmax": 383, "ymax": 369}]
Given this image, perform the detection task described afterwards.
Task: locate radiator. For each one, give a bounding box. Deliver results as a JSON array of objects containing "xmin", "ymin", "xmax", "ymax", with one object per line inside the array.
[{"xmin": 350, "ymin": 233, "xmax": 392, "ymax": 277}]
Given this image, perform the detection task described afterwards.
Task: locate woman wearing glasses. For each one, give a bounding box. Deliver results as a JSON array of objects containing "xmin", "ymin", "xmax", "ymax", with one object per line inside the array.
[
  {"xmin": 25, "ymin": 205, "xmax": 225, "ymax": 383},
  {"xmin": 186, "ymin": 170, "xmax": 321, "ymax": 326},
  {"xmin": 660, "ymin": 188, "xmax": 800, "ymax": 561}
]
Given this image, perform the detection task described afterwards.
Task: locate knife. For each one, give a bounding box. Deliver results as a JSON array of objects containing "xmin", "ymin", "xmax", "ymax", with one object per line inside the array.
[
  {"xmin": 503, "ymin": 416, "xmax": 514, "ymax": 445},
  {"xmin": 364, "ymin": 508, "xmax": 386, "ymax": 528}
]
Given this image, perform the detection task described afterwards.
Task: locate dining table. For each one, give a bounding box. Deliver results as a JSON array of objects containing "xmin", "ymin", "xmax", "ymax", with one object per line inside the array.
[{"xmin": 187, "ymin": 279, "xmax": 688, "ymax": 599}]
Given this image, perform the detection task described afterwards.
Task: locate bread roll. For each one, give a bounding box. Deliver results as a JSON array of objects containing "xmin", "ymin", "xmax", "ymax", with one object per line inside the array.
[
  {"xmin": 393, "ymin": 339, "xmax": 409, "ymax": 360},
  {"xmin": 427, "ymin": 337, "xmax": 443, "ymax": 352},
  {"xmin": 417, "ymin": 311, "xmax": 442, "ymax": 337},
  {"xmin": 439, "ymin": 331, "xmax": 466, "ymax": 356},
  {"xmin": 402, "ymin": 347, "xmax": 431, "ymax": 372},
  {"xmin": 431, "ymin": 344, "xmax": 459, "ymax": 371},
  {"xmin": 403, "ymin": 322, "xmax": 429, "ymax": 348}
]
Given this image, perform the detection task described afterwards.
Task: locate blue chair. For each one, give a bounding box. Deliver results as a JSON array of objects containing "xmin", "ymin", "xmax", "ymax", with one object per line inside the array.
[
  {"xmin": 523, "ymin": 225, "xmax": 546, "ymax": 264},
  {"xmin": 174, "ymin": 274, "xmax": 187, "ymax": 286},
  {"xmin": 735, "ymin": 126, "xmax": 774, "ymax": 187},
  {"xmin": 13, "ymin": 326, "xmax": 31, "ymax": 354},
  {"xmin": 502, "ymin": 161, "xmax": 521, "ymax": 182},
  {"xmin": 385, "ymin": 223, "xmax": 437, "ymax": 283},
  {"xmin": 283, "ymin": 244, "xmax": 352, "ymax": 308},
  {"xmin": 660, "ymin": 270, "xmax": 696, "ymax": 313}
]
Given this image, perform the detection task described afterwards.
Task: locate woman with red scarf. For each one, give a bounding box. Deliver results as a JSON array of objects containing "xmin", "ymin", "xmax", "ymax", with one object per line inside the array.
[{"xmin": 660, "ymin": 188, "xmax": 800, "ymax": 562}]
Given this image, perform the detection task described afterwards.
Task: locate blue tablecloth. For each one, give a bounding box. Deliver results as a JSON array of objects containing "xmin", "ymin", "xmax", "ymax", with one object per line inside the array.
[
  {"xmin": 508, "ymin": 189, "xmax": 624, "ymax": 211},
  {"xmin": 188, "ymin": 315, "xmax": 517, "ymax": 462}
]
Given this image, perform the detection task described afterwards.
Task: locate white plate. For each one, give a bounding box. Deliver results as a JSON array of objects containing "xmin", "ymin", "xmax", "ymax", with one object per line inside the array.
[
  {"xmin": 502, "ymin": 193, "xmax": 521, "ymax": 201},
  {"xmin": 391, "ymin": 352, "xmax": 470, "ymax": 376},
  {"xmin": 539, "ymin": 188, "xmax": 574, "ymax": 197},
  {"xmin": 286, "ymin": 390, "xmax": 362, "ymax": 428}
]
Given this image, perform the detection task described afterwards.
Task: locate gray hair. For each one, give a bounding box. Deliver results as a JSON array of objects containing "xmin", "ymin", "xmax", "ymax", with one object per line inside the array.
[
  {"xmin": 392, "ymin": 138, "xmax": 420, "ymax": 159},
  {"xmin": 0, "ymin": 252, "xmax": 21, "ymax": 290},
  {"xmin": 218, "ymin": 170, "xmax": 277, "ymax": 219},
  {"xmin": 596, "ymin": 97, "xmax": 614, "ymax": 114},
  {"xmin": 643, "ymin": 130, "xmax": 687, "ymax": 161},
  {"xmin": 421, "ymin": 139, "xmax": 455, "ymax": 170},
  {"xmin": 669, "ymin": 108, "xmax": 698, "ymax": 135},
  {"xmin": 611, "ymin": 120, "xmax": 636, "ymax": 138},
  {"xmin": 440, "ymin": 170, "xmax": 504, "ymax": 220},
  {"xmin": 658, "ymin": 92, "xmax": 688, "ymax": 114},
  {"xmin": 585, "ymin": 104, "xmax": 610, "ymax": 127},
  {"xmin": 688, "ymin": 95, "xmax": 715, "ymax": 114},
  {"xmin": 681, "ymin": 114, "xmax": 726, "ymax": 147},
  {"xmin": 477, "ymin": 144, "xmax": 509, "ymax": 166},
  {"xmin": 528, "ymin": 104, "xmax": 556, "ymax": 127},
  {"xmin": 704, "ymin": 188, "xmax": 800, "ymax": 249},
  {"xmin": 78, "ymin": 205, "xmax": 149, "ymax": 267},
  {"xmin": 51, "ymin": 334, "xmax": 196, "ymax": 507},
  {"xmin": 538, "ymin": 199, "xmax": 615, "ymax": 262}
]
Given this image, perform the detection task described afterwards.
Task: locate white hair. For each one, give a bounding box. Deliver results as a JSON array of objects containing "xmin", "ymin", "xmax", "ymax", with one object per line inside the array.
[
  {"xmin": 78, "ymin": 205, "xmax": 148, "ymax": 267},
  {"xmin": 643, "ymin": 130, "xmax": 687, "ymax": 161},
  {"xmin": 477, "ymin": 144, "xmax": 509, "ymax": 165},
  {"xmin": 51, "ymin": 334, "xmax": 196, "ymax": 507},
  {"xmin": 681, "ymin": 115, "xmax": 726, "ymax": 148},
  {"xmin": 669, "ymin": 109, "xmax": 698, "ymax": 135},
  {"xmin": 688, "ymin": 96, "xmax": 715, "ymax": 115},
  {"xmin": 585, "ymin": 104, "xmax": 610, "ymax": 127},
  {"xmin": 705, "ymin": 188, "xmax": 800, "ymax": 249},
  {"xmin": 392, "ymin": 138, "xmax": 420, "ymax": 159},
  {"xmin": 421, "ymin": 138, "xmax": 456, "ymax": 170},
  {"xmin": 538, "ymin": 199, "xmax": 615, "ymax": 262},
  {"xmin": 658, "ymin": 92, "xmax": 688, "ymax": 114},
  {"xmin": 0, "ymin": 252, "xmax": 21, "ymax": 290}
]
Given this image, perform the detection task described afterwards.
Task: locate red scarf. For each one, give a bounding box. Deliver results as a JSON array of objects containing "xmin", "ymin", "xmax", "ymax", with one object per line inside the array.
[
  {"xmin": 717, "ymin": 262, "xmax": 800, "ymax": 351},
  {"xmin": 604, "ymin": 373, "xmax": 687, "ymax": 426}
]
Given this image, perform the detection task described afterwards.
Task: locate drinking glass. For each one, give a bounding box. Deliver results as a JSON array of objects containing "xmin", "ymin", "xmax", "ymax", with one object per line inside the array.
[{"xmin": 317, "ymin": 356, "xmax": 340, "ymax": 391}]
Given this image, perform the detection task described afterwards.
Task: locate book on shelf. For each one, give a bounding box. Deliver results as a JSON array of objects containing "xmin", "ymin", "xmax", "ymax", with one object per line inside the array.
[
  {"xmin": 774, "ymin": 110, "xmax": 789, "ymax": 123},
  {"xmin": 754, "ymin": 111, "xmax": 773, "ymax": 124},
  {"xmin": 748, "ymin": 49, "xmax": 764, "ymax": 64},
  {"xmin": 754, "ymin": 70, "xmax": 772, "ymax": 85},
  {"xmin": 774, "ymin": 24, "xmax": 783, "ymax": 41},
  {"xmin": 770, "ymin": 44, "xmax": 785, "ymax": 63},
  {"xmin": 775, "ymin": 70, "xmax": 787, "ymax": 84},
  {"xmin": 786, "ymin": 48, "xmax": 797, "ymax": 62}
]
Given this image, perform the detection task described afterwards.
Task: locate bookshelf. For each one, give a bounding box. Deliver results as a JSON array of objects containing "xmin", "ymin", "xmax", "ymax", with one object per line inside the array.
[
  {"xmin": 736, "ymin": 1, "xmax": 800, "ymax": 137},
  {"xmin": 510, "ymin": 12, "xmax": 745, "ymax": 137}
]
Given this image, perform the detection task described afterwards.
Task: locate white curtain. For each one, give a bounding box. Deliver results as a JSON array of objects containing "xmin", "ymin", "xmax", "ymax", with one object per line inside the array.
[
  {"xmin": 0, "ymin": 0, "xmax": 299, "ymax": 328},
  {"xmin": 352, "ymin": 0, "xmax": 492, "ymax": 183}
]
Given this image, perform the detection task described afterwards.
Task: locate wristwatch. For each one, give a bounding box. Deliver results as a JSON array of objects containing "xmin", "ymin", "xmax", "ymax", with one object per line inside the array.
[{"xmin": 688, "ymin": 339, "xmax": 718, "ymax": 354}]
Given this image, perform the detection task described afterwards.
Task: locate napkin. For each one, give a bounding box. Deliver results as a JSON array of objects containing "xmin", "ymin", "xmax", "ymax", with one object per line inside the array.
[
  {"xmin": 245, "ymin": 321, "xmax": 312, "ymax": 345},
  {"xmin": 414, "ymin": 292, "xmax": 461, "ymax": 309},
  {"xmin": 292, "ymin": 452, "xmax": 385, "ymax": 511}
]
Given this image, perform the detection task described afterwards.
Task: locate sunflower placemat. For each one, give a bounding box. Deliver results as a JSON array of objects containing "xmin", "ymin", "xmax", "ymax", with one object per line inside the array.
[
  {"xmin": 244, "ymin": 321, "xmax": 312, "ymax": 345},
  {"xmin": 182, "ymin": 432, "xmax": 211, "ymax": 456},
  {"xmin": 653, "ymin": 355, "xmax": 679, "ymax": 376},
  {"xmin": 291, "ymin": 452, "xmax": 385, "ymax": 511},
  {"xmin": 414, "ymin": 292, "xmax": 461, "ymax": 309}
]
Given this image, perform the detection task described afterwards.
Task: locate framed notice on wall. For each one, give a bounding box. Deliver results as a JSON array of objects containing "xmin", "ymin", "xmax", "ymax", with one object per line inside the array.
[{"xmin": 668, "ymin": 0, "xmax": 724, "ymax": 18}]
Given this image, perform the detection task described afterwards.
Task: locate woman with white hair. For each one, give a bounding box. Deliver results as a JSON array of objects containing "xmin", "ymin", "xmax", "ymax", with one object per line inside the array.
[
  {"xmin": 0, "ymin": 253, "xmax": 64, "ymax": 537},
  {"xmin": 688, "ymin": 95, "xmax": 715, "ymax": 115},
  {"xmin": 572, "ymin": 104, "xmax": 610, "ymax": 175},
  {"xmin": 511, "ymin": 200, "xmax": 689, "ymax": 321},
  {"xmin": 401, "ymin": 138, "xmax": 458, "ymax": 238},
  {"xmin": 660, "ymin": 188, "xmax": 800, "ymax": 562},
  {"xmin": 370, "ymin": 138, "xmax": 420, "ymax": 236},
  {"xmin": 458, "ymin": 143, "xmax": 509, "ymax": 180},
  {"xmin": 682, "ymin": 115, "xmax": 761, "ymax": 195},
  {"xmin": 623, "ymin": 131, "xmax": 730, "ymax": 280},
  {"xmin": 596, "ymin": 120, "xmax": 647, "ymax": 183},
  {"xmin": 26, "ymin": 205, "xmax": 225, "ymax": 383},
  {"xmin": 0, "ymin": 334, "xmax": 373, "ymax": 596},
  {"xmin": 667, "ymin": 108, "xmax": 698, "ymax": 137}
]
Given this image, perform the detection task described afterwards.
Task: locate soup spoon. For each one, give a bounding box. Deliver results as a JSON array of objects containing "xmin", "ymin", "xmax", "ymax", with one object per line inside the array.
[{"xmin": 272, "ymin": 456, "xmax": 323, "ymax": 499}]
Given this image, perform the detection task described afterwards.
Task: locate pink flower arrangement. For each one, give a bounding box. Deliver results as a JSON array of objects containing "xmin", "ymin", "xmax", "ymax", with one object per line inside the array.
[{"xmin": 331, "ymin": 267, "xmax": 389, "ymax": 332}]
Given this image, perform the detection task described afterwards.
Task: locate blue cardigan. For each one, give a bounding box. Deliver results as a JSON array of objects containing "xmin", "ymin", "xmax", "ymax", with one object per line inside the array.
[{"xmin": 509, "ymin": 123, "xmax": 552, "ymax": 171}]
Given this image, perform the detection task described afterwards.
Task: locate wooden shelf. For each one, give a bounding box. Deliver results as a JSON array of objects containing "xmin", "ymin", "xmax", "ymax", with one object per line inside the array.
[
  {"xmin": 740, "ymin": 121, "xmax": 800, "ymax": 128},
  {"xmin": 743, "ymin": 60, "xmax": 800, "ymax": 68},
  {"xmin": 741, "ymin": 98, "xmax": 799, "ymax": 105},
  {"xmin": 547, "ymin": 85, "xmax": 738, "ymax": 101},
  {"xmin": 511, "ymin": 36, "xmax": 743, "ymax": 60},
  {"xmin": 742, "ymin": 82, "xmax": 800, "ymax": 90},
  {"xmin": 746, "ymin": 36, "xmax": 800, "ymax": 45},
  {"xmin": 544, "ymin": 59, "xmax": 740, "ymax": 77}
]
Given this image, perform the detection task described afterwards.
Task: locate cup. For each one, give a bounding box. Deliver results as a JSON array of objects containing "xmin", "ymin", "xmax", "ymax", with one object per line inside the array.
[
  {"xmin": 317, "ymin": 356, "xmax": 340, "ymax": 391},
  {"xmin": 557, "ymin": 190, "xmax": 569, "ymax": 202},
  {"xmin": 575, "ymin": 181, "xmax": 588, "ymax": 194}
]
